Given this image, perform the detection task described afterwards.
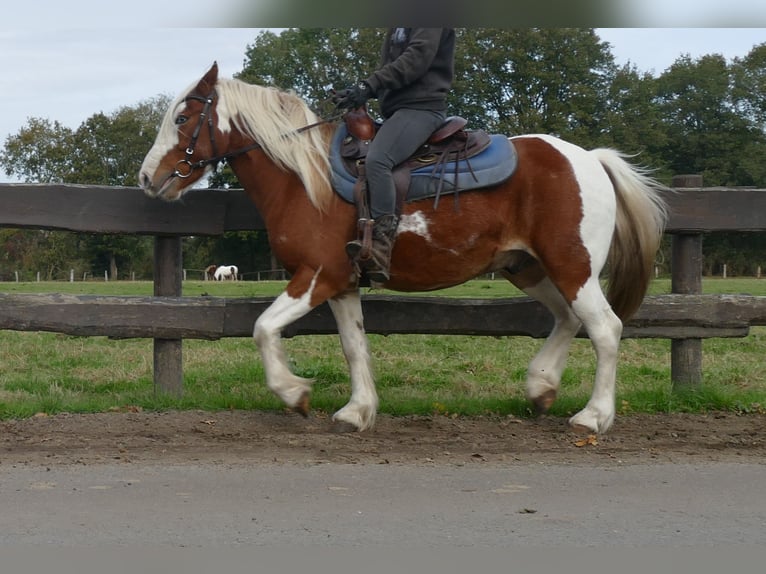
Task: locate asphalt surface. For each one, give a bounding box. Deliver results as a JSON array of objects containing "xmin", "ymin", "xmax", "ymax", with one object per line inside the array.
[{"xmin": 1, "ymin": 460, "xmax": 764, "ymax": 547}]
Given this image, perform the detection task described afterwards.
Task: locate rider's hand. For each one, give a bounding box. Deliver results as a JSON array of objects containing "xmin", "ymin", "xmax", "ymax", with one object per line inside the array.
[{"xmin": 332, "ymin": 82, "xmax": 372, "ymax": 110}]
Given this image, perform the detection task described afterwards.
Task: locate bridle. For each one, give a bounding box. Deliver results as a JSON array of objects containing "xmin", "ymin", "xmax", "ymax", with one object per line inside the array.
[
  {"xmin": 171, "ymin": 87, "xmax": 341, "ymax": 180},
  {"xmin": 172, "ymin": 91, "xmax": 223, "ymax": 179}
]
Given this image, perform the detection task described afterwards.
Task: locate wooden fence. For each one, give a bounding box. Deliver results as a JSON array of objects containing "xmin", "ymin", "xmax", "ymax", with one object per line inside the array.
[{"xmin": 1, "ymin": 179, "xmax": 766, "ymax": 395}]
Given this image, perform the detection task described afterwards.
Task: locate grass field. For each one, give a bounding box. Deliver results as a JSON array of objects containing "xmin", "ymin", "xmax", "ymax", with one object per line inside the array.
[{"xmin": 1, "ymin": 278, "xmax": 764, "ymax": 420}]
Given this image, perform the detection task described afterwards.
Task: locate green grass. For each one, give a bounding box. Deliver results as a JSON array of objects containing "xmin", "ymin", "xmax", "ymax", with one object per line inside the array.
[{"xmin": 1, "ymin": 278, "xmax": 765, "ymax": 421}]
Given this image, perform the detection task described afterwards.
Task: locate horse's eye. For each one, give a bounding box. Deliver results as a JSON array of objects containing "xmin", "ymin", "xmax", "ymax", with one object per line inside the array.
[{"xmin": 175, "ymin": 115, "xmax": 188, "ymax": 125}]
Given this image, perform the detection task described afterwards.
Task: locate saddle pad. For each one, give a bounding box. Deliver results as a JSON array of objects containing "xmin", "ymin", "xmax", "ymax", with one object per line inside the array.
[{"xmin": 329, "ymin": 124, "xmax": 517, "ymax": 205}]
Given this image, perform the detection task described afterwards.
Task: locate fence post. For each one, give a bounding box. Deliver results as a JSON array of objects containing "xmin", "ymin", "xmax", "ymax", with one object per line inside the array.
[
  {"xmin": 153, "ymin": 236, "xmax": 184, "ymax": 396},
  {"xmin": 670, "ymin": 175, "xmax": 704, "ymax": 388}
]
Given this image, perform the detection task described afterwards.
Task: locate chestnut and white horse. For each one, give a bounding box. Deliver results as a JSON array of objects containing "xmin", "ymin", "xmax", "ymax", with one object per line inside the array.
[
  {"xmin": 139, "ymin": 63, "xmax": 667, "ymax": 434},
  {"xmin": 204, "ymin": 264, "xmax": 217, "ymax": 280}
]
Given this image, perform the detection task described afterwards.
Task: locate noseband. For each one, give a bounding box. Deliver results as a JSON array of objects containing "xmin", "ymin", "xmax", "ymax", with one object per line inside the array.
[{"xmin": 172, "ymin": 88, "xmax": 338, "ymax": 180}]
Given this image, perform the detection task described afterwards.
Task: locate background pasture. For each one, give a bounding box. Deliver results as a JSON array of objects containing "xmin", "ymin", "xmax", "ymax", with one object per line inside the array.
[{"xmin": 1, "ymin": 278, "xmax": 764, "ymax": 421}]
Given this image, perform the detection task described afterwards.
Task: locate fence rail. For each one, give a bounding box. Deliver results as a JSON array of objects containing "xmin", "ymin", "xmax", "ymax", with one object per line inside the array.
[
  {"xmin": 0, "ymin": 292, "xmax": 764, "ymax": 340},
  {"xmin": 1, "ymin": 181, "xmax": 765, "ymax": 394}
]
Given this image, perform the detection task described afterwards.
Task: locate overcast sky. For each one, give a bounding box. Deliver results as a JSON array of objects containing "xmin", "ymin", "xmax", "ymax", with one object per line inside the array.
[{"xmin": 1, "ymin": 23, "xmax": 765, "ymax": 182}]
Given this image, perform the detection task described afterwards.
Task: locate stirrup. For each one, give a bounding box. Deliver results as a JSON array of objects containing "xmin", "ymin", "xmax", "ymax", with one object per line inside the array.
[
  {"xmin": 365, "ymin": 263, "xmax": 390, "ymax": 283},
  {"xmin": 346, "ymin": 218, "xmax": 374, "ymax": 262}
]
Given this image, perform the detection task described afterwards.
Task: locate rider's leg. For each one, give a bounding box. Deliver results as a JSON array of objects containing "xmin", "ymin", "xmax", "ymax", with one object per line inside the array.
[{"xmin": 346, "ymin": 108, "xmax": 445, "ymax": 282}]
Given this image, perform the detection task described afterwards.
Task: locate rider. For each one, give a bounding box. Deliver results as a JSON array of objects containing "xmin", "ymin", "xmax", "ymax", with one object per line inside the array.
[{"xmin": 333, "ymin": 28, "xmax": 456, "ymax": 282}]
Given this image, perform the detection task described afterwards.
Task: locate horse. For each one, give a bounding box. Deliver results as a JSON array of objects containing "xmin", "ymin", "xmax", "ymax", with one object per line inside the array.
[
  {"xmin": 214, "ymin": 265, "xmax": 239, "ymax": 281},
  {"xmin": 139, "ymin": 63, "xmax": 667, "ymax": 435},
  {"xmin": 204, "ymin": 264, "xmax": 218, "ymax": 280}
]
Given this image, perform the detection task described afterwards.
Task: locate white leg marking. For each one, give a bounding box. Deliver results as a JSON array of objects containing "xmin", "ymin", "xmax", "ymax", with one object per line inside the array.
[
  {"xmin": 253, "ymin": 274, "xmax": 319, "ymax": 407},
  {"xmin": 568, "ymin": 278, "xmax": 623, "ymax": 434},
  {"xmin": 328, "ymin": 293, "xmax": 378, "ymax": 431}
]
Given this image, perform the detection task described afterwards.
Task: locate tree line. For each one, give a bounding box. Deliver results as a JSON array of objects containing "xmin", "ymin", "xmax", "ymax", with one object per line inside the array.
[{"xmin": 2, "ymin": 28, "xmax": 765, "ymax": 281}]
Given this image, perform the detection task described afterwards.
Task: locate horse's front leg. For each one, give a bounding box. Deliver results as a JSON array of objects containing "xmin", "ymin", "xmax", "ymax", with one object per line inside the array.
[
  {"xmin": 253, "ymin": 267, "xmax": 326, "ymax": 414},
  {"xmin": 327, "ymin": 291, "xmax": 378, "ymax": 431}
]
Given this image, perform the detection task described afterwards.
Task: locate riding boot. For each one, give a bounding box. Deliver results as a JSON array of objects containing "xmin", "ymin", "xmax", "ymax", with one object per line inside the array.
[{"xmin": 346, "ymin": 214, "xmax": 399, "ymax": 283}]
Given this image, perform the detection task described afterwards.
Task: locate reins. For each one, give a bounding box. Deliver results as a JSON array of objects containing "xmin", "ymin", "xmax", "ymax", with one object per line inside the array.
[{"xmin": 172, "ymin": 89, "xmax": 342, "ymax": 179}]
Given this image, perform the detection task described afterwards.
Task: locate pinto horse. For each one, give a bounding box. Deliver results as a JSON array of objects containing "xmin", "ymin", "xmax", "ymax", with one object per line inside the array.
[
  {"xmin": 139, "ymin": 63, "xmax": 667, "ymax": 434},
  {"xmin": 214, "ymin": 265, "xmax": 239, "ymax": 281}
]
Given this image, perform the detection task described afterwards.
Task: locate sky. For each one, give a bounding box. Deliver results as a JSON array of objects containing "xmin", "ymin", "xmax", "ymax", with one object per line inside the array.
[{"xmin": 1, "ymin": 15, "xmax": 765, "ymax": 182}]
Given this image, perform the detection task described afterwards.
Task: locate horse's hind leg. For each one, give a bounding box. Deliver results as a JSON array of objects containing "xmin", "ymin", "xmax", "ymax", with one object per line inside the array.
[
  {"xmin": 505, "ymin": 269, "xmax": 581, "ymax": 412},
  {"xmin": 566, "ymin": 277, "xmax": 623, "ymax": 434},
  {"xmin": 327, "ymin": 291, "xmax": 378, "ymax": 431}
]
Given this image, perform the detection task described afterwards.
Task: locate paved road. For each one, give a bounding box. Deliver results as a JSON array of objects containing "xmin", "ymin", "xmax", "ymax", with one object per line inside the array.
[{"xmin": 1, "ymin": 461, "xmax": 764, "ymax": 547}]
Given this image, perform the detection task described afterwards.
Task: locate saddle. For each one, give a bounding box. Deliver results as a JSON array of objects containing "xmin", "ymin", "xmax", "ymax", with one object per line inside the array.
[
  {"xmin": 339, "ymin": 107, "xmax": 492, "ymax": 216},
  {"xmin": 330, "ymin": 107, "xmax": 517, "ymax": 215}
]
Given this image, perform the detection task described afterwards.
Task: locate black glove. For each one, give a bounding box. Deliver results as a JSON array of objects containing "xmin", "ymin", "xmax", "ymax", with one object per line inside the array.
[{"xmin": 333, "ymin": 81, "xmax": 372, "ymax": 110}]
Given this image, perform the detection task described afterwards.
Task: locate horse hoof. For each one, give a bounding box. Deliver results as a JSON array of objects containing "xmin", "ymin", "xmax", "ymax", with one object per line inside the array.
[
  {"xmin": 531, "ymin": 389, "xmax": 557, "ymax": 414},
  {"xmin": 570, "ymin": 423, "xmax": 595, "ymax": 435},
  {"xmin": 330, "ymin": 420, "xmax": 360, "ymax": 434},
  {"xmin": 293, "ymin": 391, "xmax": 311, "ymax": 418}
]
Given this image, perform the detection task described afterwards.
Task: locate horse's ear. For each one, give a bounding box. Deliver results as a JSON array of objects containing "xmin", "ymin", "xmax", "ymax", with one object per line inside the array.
[{"xmin": 198, "ymin": 62, "xmax": 219, "ymax": 92}]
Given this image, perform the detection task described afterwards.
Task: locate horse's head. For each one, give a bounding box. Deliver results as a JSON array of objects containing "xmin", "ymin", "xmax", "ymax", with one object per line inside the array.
[
  {"xmin": 140, "ymin": 61, "xmax": 335, "ymax": 211},
  {"xmin": 139, "ymin": 63, "xmax": 231, "ymax": 201}
]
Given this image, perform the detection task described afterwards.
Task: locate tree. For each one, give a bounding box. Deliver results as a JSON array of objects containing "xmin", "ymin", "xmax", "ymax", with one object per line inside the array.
[
  {"xmin": 590, "ymin": 63, "xmax": 675, "ymax": 180},
  {"xmin": 730, "ymin": 43, "xmax": 766, "ymax": 186},
  {"xmin": 731, "ymin": 43, "xmax": 766, "ymax": 128},
  {"xmin": 452, "ymin": 29, "xmax": 615, "ymax": 146},
  {"xmin": 652, "ymin": 50, "xmax": 766, "ymax": 275},
  {"xmin": 0, "ymin": 118, "xmax": 75, "ymax": 182},
  {"xmin": 0, "ymin": 95, "xmax": 172, "ymax": 279},
  {"xmin": 237, "ymin": 28, "xmax": 384, "ymax": 109},
  {"xmin": 69, "ymin": 95, "xmax": 172, "ymax": 187},
  {"xmin": 655, "ymin": 54, "xmax": 762, "ymax": 186},
  {"xmin": 1, "ymin": 95, "xmax": 170, "ymax": 186}
]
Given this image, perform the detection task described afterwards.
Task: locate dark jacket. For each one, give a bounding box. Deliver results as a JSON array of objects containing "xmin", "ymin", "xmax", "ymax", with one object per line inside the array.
[{"xmin": 364, "ymin": 28, "xmax": 455, "ymax": 119}]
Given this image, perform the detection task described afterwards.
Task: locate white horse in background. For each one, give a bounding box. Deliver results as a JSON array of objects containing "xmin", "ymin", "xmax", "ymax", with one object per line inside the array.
[{"xmin": 214, "ymin": 265, "xmax": 239, "ymax": 281}]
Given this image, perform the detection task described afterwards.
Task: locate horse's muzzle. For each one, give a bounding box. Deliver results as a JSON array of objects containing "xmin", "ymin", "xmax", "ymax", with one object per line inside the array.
[
  {"xmin": 139, "ymin": 171, "xmax": 178, "ymax": 201},
  {"xmin": 139, "ymin": 172, "xmax": 156, "ymax": 197}
]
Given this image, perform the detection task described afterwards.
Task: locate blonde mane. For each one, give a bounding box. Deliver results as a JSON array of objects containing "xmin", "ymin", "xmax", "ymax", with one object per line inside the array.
[{"xmin": 215, "ymin": 78, "xmax": 333, "ymax": 211}]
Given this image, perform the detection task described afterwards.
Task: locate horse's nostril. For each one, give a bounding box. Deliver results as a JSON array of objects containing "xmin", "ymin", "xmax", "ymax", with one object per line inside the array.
[
  {"xmin": 139, "ymin": 173, "xmax": 158, "ymax": 196},
  {"xmin": 139, "ymin": 173, "xmax": 160, "ymax": 198}
]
